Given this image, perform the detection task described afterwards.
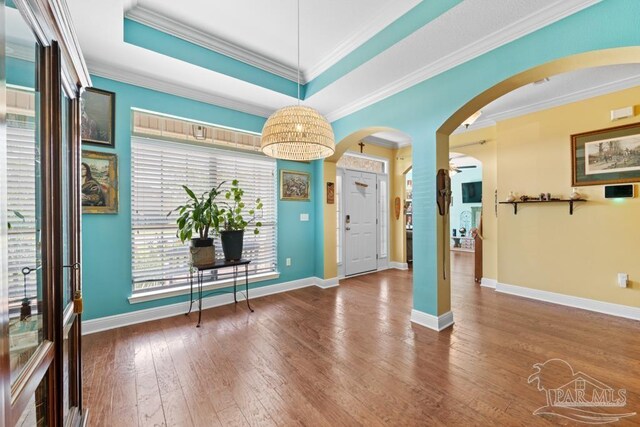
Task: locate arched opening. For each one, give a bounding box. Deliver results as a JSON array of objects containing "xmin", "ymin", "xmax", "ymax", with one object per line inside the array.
[
  {"xmin": 435, "ymin": 47, "xmax": 640, "ymax": 321},
  {"xmin": 323, "ymin": 127, "xmax": 413, "ymax": 281}
]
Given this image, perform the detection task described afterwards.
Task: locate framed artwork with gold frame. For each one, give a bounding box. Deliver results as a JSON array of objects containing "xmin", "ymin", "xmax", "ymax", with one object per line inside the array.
[
  {"xmin": 81, "ymin": 150, "xmax": 118, "ymax": 213},
  {"xmin": 571, "ymin": 122, "xmax": 640, "ymax": 186},
  {"xmin": 280, "ymin": 170, "xmax": 310, "ymax": 201}
]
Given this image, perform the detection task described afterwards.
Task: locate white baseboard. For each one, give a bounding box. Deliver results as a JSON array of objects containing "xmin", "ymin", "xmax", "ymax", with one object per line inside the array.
[
  {"xmin": 84, "ymin": 276, "xmax": 327, "ymax": 335},
  {"xmin": 316, "ymin": 277, "xmax": 340, "ymax": 289},
  {"xmin": 480, "ymin": 277, "xmax": 497, "ymax": 289},
  {"xmin": 390, "ymin": 262, "xmax": 409, "ymax": 270},
  {"xmin": 495, "ymin": 282, "xmax": 640, "ymax": 321},
  {"xmin": 410, "ymin": 309, "xmax": 454, "ymax": 332}
]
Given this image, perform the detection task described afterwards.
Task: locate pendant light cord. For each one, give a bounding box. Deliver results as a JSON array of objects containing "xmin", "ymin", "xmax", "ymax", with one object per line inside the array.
[{"xmin": 297, "ymin": 0, "xmax": 300, "ymax": 105}]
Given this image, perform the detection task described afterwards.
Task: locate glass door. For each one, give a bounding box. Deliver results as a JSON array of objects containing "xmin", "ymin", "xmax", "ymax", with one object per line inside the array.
[{"xmin": 2, "ymin": 0, "xmax": 87, "ymax": 425}]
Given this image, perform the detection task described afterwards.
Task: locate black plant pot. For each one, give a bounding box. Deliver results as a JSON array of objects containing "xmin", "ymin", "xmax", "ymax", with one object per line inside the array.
[{"xmin": 220, "ymin": 230, "xmax": 244, "ymax": 261}]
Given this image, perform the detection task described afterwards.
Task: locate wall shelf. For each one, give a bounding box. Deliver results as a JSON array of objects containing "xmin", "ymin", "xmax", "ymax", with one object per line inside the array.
[{"xmin": 499, "ymin": 199, "xmax": 586, "ymax": 215}]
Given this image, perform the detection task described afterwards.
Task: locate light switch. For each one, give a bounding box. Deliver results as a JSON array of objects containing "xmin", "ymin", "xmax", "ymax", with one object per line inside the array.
[
  {"xmin": 300, "ymin": 213, "xmax": 309, "ymax": 221},
  {"xmin": 618, "ymin": 273, "xmax": 629, "ymax": 288}
]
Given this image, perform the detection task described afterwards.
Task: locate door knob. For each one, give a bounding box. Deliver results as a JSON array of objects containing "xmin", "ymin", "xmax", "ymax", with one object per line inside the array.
[{"xmin": 345, "ymin": 227, "xmax": 351, "ymax": 231}]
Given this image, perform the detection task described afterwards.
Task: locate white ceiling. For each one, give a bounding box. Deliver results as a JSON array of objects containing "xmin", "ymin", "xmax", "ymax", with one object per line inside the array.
[
  {"xmin": 458, "ymin": 64, "xmax": 640, "ymax": 133},
  {"xmin": 65, "ymin": 0, "xmax": 626, "ymax": 130}
]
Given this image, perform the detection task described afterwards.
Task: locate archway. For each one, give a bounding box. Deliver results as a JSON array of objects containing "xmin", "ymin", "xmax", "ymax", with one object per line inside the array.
[
  {"xmin": 323, "ymin": 127, "xmax": 413, "ymax": 281},
  {"xmin": 435, "ymin": 47, "xmax": 640, "ymax": 324}
]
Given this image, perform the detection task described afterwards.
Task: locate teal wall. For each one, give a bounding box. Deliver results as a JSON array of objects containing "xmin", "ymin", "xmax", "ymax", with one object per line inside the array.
[
  {"xmin": 330, "ymin": 0, "xmax": 640, "ymax": 316},
  {"xmin": 450, "ymin": 167, "xmax": 482, "ymax": 233},
  {"xmin": 82, "ymin": 76, "xmax": 321, "ymax": 320}
]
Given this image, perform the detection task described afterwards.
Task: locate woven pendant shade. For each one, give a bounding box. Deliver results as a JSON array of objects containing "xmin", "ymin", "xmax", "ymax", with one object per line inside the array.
[{"xmin": 261, "ymin": 105, "xmax": 335, "ymax": 161}]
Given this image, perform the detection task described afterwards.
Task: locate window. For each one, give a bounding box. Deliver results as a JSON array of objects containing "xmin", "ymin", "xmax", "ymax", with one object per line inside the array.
[
  {"xmin": 6, "ymin": 88, "xmax": 39, "ymax": 310},
  {"xmin": 336, "ymin": 153, "xmax": 386, "ymax": 174},
  {"xmin": 378, "ymin": 178, "xmax": 388, "ymax": 258},
  {"xmin": 336, "ymin": 174, "xmax": 342, "ymax": 264},
  {"xmin": 131, "ymin": 136, "xmax": 277, "ymax": 292}
]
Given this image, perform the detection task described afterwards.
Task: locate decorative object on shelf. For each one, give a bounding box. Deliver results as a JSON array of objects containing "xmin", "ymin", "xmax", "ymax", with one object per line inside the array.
[
  {"xmin": 81, "ymin": 150, "xmax": 118, "ymax": 214},
  {"xmin": 520, "ymin": 195, "xmax": 530, "ymax": 202},
  {"xmin": 326, "ymin": 182, "xmax": 334, "ymax": 204},
  {"xmin": 260, "ymin": 0, "xmax": 335, "ymax": 161},
  {"xmin": 280, "ymin": 169, "xmax": 310, "ymax": 201},
  {"xmin": 459, "ymin": 227, "xmax": 467, "ymax": 237},
  {"xmin": 539, "ymin": 192, "xmax": 546, "ymax": 201},
  {"xmin": 570, "ymin": 187, "xmax": 582, "ymax": 200},
  {"xmin": 168, "ymin": 183, "xmax": 224, "ymax": 268},
  {"xmin": 571, "ymin": 122, "xmax": 640, "ymax": 186},
  {"xmin": 216, "ymin": 180, "xmax": 263, "ymax": 261},
  {"xmin": 506, "ymin": 191, "xmax": 516, "ymax": 202},
  {"xmin": 81, "ymin": 87, "xmax": 115, "ymax": 147}
]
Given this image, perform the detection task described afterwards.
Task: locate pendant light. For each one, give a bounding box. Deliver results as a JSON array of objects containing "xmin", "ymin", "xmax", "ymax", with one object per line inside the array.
[{"xmin": 260, "ymin": 0, "xmax": 335, "ymax": 161}]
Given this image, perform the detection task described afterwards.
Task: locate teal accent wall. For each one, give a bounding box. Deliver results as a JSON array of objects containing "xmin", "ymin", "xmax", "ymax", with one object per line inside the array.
[
  {"xmin": 330, "ymin": 0, "xmax": 640, "ymax": 316},
  {"xmin": 6, "ymin": 57, "xmax": 34, "ymax": 88},
  {"xmin": 82, "ymin": 76, "xmax": 320, "ymax": 320},
  {"xmin": 305, "ymin": 0, "xmax": 462, "ymax": 97},
  {"xmin": 124, "ymin": 19, "xmax": 300, "ymax": 98}
]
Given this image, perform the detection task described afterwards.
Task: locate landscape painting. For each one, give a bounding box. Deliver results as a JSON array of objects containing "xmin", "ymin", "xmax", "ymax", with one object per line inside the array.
[
  {"xmin": 585, "ymin": 134, "xmax": 640, "ymax": 175},
  {"xmin": 280, "ymin": 170, "xmax": 310, "ymax": 201},
  {"xmin": 572, "ymin": 123, "xmax": 640, "ymax": 186}
]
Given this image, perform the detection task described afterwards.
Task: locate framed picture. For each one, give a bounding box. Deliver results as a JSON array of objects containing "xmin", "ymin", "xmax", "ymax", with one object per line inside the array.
[
  {"xmin": 280, "ymin": 170, "xmax": 310, "ymax": 201},
  {"xmin": 572, "ymin": 122, "xmax": 640, "ymax": 186},
  {"xmin": 82, "ymin": 150, "xmax": 118, "ymax": 214},
  {"xmin": 326, "ymin": 182, "xmax": 335, "ymax": 204},
  {"xmin": 81, "ymin": 87, "xmax": 115, "ymax": 147}
]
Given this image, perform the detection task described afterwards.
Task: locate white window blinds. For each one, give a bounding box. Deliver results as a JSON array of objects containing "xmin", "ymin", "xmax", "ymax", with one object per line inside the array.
[
  {"xmin": 131, "ymin": 136, "xmax": 277, "ymax": 292},
  {"xmin": 7, "ymin": 114, "xmax": 39, "ymax": 304}
]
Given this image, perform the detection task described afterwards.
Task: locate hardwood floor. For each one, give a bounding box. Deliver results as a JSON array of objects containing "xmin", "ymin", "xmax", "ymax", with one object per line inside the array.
[{"xmin": 83, "ymin": 253, "xmax": 640, "ymax": 426}]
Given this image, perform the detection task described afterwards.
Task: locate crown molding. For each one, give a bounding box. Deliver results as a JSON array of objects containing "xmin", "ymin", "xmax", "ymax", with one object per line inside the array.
[
  {"xmin": 125, "ymin": 5, "xmax": 301, "ymax": 83},
  {"xmin": 362, "ymin": 134, "xmax": 412, "ymax": 149},
  {"xmin": 87, "ymin": 60, "xmax": 274, "ymax": 118},
  {"xmin": 304, "ymin": 0, "xmax": 421, "ymax": 82},
  {"xmin": 325, "ymin": 0, "xmax": 600, "ymax": 122},
  {"xmin": 456, "ymin": 73, "xmax": 640, "ymax": 133}
]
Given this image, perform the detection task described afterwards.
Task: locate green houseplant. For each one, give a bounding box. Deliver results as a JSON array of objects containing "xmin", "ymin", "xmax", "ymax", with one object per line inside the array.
[
  {"xmin": 216, "ymin": 180, "xmax": 263, "ymax": 261},
  {"xmin": 168, "ymin": 183, "xmax": 223, "ymax": 267}
]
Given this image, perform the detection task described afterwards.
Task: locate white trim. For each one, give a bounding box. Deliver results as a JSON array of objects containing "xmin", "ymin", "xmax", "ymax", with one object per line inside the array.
[
  {"xmin": 410, "ymin": 309, "xmax": 454, "ymax": 332},
  {"xmin": 128, "ymin": 272, "xmax": 280, "ymax": 304},
  {"xmin": 84, "ymin": 276, "xmax": 337, "ymax": 335},
  {"xmin": 390, "ymin": 262, "xmax": 409, "ymax": 270},
  {"xmin": 316, "ymin": 277, "xmax": 340, "ymax": 289},
  {"xmin": 87, "ymin": 60, "xmax": 274, "ymax": 118},
  {"xmin": 480, "ymin": 277, "xmax": 497, "ymax": 289},
  {"xmin": 125, "ymin": 6, "xmax": 300, "ymax": 82},
  {"xmin": 495, "ymin": 282, "xmax": 640, "ymax": 321},
  {"xmin": 325, "ymin": 0, "xmax": 600, "ymax": 122},
  {"xmin": 460, "ymin": 73, "xmax": 640, "ymax": 133}
]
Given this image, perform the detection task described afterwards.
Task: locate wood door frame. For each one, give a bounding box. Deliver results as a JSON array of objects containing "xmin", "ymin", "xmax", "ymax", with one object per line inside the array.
[{"xmin": 2, "ymin": 0, "xmax": 90, "ymax": 424}]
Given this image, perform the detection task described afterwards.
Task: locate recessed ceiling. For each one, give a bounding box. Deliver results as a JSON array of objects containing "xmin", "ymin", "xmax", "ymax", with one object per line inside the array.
[
  {"xmin": 67, "ymin": 0, "xmax": 606, "ymax": 124},
  {"xmin": 128, "ymin": 0, "xmax": 419, "ymax": 82}
]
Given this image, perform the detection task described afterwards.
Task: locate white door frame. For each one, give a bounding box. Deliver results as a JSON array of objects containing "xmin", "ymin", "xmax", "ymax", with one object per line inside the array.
[{"xmin": 337, "ymin": 167, "xmax": 389, "ymax": 277}]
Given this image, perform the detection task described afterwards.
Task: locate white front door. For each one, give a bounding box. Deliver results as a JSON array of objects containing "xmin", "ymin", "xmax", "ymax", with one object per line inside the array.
[{"xmin": 344, "ymin": 170, "xmax": 377, "ymax": 276}]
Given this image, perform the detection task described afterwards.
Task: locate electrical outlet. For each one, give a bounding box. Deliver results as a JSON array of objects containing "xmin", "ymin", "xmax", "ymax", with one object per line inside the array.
[
  {"xmin": 286, "ymin": 258, "xmax": 292, "ymax": 267},
  {"xmin": 300, "ymin": 213, "xmax": 309, "ymax": 222}
]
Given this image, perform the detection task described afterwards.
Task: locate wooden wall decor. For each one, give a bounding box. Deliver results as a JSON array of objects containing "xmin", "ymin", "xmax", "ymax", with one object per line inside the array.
[
  {"xmin": 326, "ymin": 182, "xmax": 335, "ymax": 204},
  {"xmin": 394, "ymin": 197, "xmax": 401, "ymax": 220}
]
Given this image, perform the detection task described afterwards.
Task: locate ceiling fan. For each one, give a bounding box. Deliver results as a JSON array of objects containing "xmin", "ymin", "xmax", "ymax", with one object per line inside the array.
[{"xmin": 449, "ymin": 154, "xmax": 478, "ymax": 175}]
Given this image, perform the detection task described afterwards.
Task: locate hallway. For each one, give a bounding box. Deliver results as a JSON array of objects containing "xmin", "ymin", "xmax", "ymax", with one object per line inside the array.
[{"xmin": 82, "ymin": 254, "xmax": 640, "ymax": 425}]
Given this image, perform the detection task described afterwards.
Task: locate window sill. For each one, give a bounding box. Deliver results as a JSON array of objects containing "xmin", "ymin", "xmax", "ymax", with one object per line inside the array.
[{"xmin": 128, "ymin": 271, "xmax": 281, "ymax": 304}]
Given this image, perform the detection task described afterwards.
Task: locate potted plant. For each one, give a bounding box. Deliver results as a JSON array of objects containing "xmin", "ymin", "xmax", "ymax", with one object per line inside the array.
[
  {"xmin": 168, "ymin": 183, "xmax": 223, "ymax": 267},
  {"xmin": 216, "ymin": 180, "xmax": 263, "ymax": 261}
]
